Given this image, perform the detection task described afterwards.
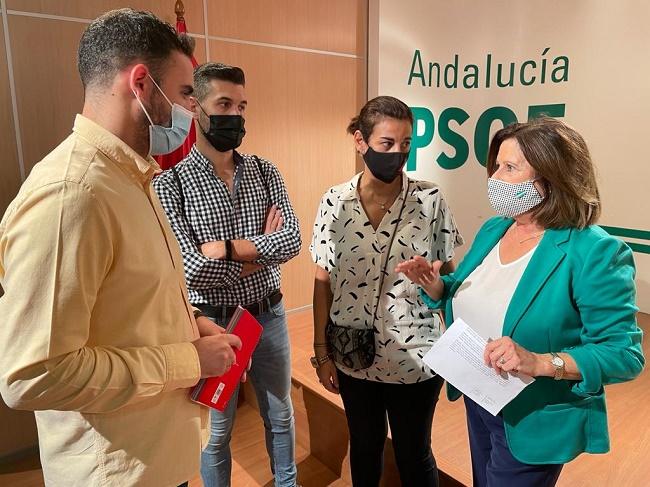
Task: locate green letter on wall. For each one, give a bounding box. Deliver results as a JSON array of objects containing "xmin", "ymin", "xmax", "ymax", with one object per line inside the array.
[
  {"xmin": 408, "ymin": 106, "xmax": 435, "ymax": 171},
  {"xmin": 437, "ymin": 107, "xmax": 470, "ymax": 170},
  {"xmin": 474, "ymin": 107, "xmax": 518, "ymax": 166},
  {"xmin": 527, "ymin": 103, "xmax": 566, "ymax": 120}
]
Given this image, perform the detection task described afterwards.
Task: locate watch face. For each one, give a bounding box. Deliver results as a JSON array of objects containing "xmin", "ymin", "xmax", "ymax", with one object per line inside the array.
[
  {"xmin": 552, "ymin": 356, "xmax": 564, "ymax": 367},
  {"xmin": 310, "ymin": 357, "xmax": 319, "ymax": 368}
]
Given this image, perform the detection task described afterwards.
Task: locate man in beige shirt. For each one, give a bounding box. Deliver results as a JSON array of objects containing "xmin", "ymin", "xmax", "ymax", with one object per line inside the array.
[{"xmin": 0, "ymin": 9, "xmax": 241, "ymax": 487}]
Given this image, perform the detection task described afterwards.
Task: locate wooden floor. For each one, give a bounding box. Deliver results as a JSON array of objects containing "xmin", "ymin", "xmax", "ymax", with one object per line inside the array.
[
  {"xmin": 0, "ymin": 403, "xmax": 349, "ymax": 487},
  {"xmin": 2, "ymin": 312, "xmax": 648, "ymax": 487}
]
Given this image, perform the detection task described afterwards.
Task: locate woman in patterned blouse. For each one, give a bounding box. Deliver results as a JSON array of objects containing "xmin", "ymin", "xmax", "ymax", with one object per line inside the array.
[{"xmin": 310, "ymin": 96, "xmax": 463, "ymax": 486}]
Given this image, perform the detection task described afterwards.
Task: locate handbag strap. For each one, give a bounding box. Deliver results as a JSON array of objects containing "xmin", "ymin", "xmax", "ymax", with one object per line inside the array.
[{"xmin": 369, "ymin": 179, "xmax": 410, "ymax": 328}]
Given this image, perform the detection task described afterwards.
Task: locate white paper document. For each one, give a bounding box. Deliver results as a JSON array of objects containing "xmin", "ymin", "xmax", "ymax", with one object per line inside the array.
[{"xmin": 423, "ymin": 318, "xmax": 534, "ymax": 415}]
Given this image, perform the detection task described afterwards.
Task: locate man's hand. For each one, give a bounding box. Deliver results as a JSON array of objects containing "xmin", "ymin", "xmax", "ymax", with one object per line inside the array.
[
  {"xmin": 196, "ymin": 315, "xmax": 225, "ymax": 337},
  {"xmin": 201, "ymin": 241, "xmax": 226, "ymax": 260},
  {"xmin": 264, "ymin": 205, "xmax": 284, "ymax": 234},
  {"xmin": 195, "ymin": 316, "xmax": 251, "ymax": 382},
  {"xmin": 241, "ymin": 359, "xmax": 252, "ymax": 383},
  {"xmin": 241, "ymin": 263, "xmax": 263, "ymax": 277},
  {"xmin": 192, "ymin": 334, "xmax": 242, "ymax": 378}
]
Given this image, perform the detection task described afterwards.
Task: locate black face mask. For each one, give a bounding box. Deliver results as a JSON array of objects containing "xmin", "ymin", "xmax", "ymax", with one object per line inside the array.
[
  {"xmin": 362, "ymin": 146, "xmax": 409, "ymax": 184},
  {"xmin": 198, "ymin": 103, "xmax": 246, "ymax": 152}
]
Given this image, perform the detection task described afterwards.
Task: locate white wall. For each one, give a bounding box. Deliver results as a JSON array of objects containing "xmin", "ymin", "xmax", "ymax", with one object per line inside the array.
[{"xmin": 369, "ymin": 0, "xmax": 650, "ymax": 311}]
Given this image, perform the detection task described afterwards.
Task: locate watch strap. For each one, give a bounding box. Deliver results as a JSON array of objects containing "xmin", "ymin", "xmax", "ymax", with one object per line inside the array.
[
  {"xmin": 551, "ymin": 352, "xmax": 565, "ymax": 380},
  {"xmin": 225, "ymin": 239, "xmax": 233, "ymax": 260},
  {"xmin": 310, "ymin": 354, "xmax": 331, "ymax": 368}
]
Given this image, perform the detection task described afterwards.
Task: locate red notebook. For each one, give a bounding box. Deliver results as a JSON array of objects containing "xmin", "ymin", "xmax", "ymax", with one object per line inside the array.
[{"xmin": 190, "ymin": 307, "xmax": 263, "ymax": 411}]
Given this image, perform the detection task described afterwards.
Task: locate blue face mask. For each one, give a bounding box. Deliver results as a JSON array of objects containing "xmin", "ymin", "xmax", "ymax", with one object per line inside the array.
[
  {"xmin": 487, "ymin": 177, "xmax": 544, "ymax": 218},
  {"xmin": 133, "ymin": 75, "xmax": 193, "ymax": 156}
]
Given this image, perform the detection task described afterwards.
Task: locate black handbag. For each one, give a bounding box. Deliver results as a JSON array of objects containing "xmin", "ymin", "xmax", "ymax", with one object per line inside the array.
[
  {"xmin": 326, "ymin": 181, "xmax": 409, "ymax": 370},
  {"xmin": 326, "ymin": 320, "xmax": 376, "ymax": 369}
]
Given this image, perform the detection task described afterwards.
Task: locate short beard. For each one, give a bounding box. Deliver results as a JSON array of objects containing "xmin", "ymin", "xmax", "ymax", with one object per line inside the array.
[
  {"xmin": 193, "ymin": 107, "xmax": 209, "ymax": 135},
  {"xmin": 135, "ymin": 109, "xmax": 152, "ymax": 156},
  {"xmin": 148, "ymin": 91, "xmax": 172, "ymax": 128}
]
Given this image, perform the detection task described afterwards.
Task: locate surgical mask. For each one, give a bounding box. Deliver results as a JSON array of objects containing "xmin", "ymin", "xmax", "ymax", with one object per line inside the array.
[
  {"xmin": 487, "ymin": 177, "xmax": 544, "ymax": 218},
  {"xmin": 362, "ymin": 146, "xmax": 408, "ymax": 184},
  {"xmin": 197, "ymin": 101, "xmax": 246, "ymax": 152},
  {"xmin": 133, "ymin": 75, "xmax": 193, "ymax": 156}
]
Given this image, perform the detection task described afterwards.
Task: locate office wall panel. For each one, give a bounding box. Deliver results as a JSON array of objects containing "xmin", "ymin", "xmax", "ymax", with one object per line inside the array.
[
  {"xmin": 0, "ymin": 20, "xmax": 22, "ymax": 216},
  {"xmin": 207, "ymin": 0, "xmax": 365, "ymax": 56},
  {"xmin": 8, "ymin": 15, "xmax": 85, "ymax": 172},
  {"xmin": 6, "ymin": 0, "xmax": 206, "ymax": 32}
]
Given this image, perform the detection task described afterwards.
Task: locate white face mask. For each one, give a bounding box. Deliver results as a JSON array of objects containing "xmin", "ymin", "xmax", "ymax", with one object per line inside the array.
[
  {"xmin": 133, "ymin": 75, "xmax": 193, "ymax": 156},
  {"xmin": 487, "ymin": 177, "xmax": 544, "ymax": 218}
]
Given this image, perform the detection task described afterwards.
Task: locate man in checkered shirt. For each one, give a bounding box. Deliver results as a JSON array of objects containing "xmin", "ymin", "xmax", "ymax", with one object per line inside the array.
[{"xmin": 153, "ymin": 63, "xmax": 301, "ymax": 487}]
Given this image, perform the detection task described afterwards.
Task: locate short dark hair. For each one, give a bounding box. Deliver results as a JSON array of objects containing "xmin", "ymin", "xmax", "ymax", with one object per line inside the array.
[
  {"xmin": 487, "ymin": 117, "xmax": 601, "ymax": 229},
  {"xmin": 78, "ymin": 8, "xmax": 193, "ymax": 89},
  {"xmin": 193, "ymin": 63, "xmax": 246, "ymax": 101},
  {"xmin": 347, "ymin": 96, "xmax": 414, "ymax": 140}
]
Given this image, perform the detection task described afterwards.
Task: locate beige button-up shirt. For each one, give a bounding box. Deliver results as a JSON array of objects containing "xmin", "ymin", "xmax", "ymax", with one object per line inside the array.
[{"xmin": 0, "ymin": 115, "xmax": 206, "ymax": 486}]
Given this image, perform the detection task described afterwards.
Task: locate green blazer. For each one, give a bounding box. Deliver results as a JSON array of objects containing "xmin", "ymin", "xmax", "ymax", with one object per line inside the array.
[{"xmin": 421, "ymin": 216, "xmax": 644, "ymax": 464}]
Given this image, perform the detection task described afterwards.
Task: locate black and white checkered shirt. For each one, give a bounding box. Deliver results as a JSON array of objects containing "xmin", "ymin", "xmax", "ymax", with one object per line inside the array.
[{"xmin": 153, "ymin": 146, "xmax": 301, "ymax": 306}]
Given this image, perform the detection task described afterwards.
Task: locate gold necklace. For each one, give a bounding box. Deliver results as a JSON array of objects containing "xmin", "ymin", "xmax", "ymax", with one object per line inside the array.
[
  {"xmin": 519, "ymin": 232, "xmax": 544, "ymax": 244},
  {"xmin": 370, "ymin": 186, "xmax": 401, "ymax": 211},
  {"xmin": 516, "ymin": 227, "xmax": 545, "ymax": 244},
  {"xmin": 358, "ymin": 174, "xmax": 403, "ymax": 211},
  {"xmin": 375, "ymin": 196, "xmax": 391, "ymax": 211}
]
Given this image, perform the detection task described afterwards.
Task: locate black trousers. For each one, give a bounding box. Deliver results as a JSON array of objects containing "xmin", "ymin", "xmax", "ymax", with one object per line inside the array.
[{"xmin": 337, "ymin": 370, "xmax": 444, "ymax": 487}]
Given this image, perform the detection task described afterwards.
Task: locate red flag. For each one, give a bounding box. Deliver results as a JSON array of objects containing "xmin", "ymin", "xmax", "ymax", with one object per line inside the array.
[{"xmin": 155, "ymin": 0, "xmax": 198, "ymax": 170}]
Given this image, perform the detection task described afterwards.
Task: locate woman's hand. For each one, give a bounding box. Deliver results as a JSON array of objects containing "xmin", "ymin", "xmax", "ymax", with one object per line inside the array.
[
  {"xmin": 484, "ymin": 337, "xmax": 545, "ymax": 377},
  {"xmin": 316, "ymin": 360, "xmax": 339, "ymax": 394},
  {"xmin": 395, "ymin": 256, "xmax": 444, "ymax": 299}
]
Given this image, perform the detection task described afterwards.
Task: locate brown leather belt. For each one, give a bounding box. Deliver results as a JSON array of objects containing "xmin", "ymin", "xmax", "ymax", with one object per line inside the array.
[{"xmin": 196, "ymin": 290, "xmax": 282, "ymax": 319}]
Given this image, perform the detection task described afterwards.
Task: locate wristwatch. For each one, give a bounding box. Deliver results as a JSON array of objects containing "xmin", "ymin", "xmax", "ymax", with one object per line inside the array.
[
  {"xmin": 193, "ymin": 308, "xmax": 205, "ymax": 320},
  {"xmin": 224, "ymin": 239, "xmax": 233, "ymax": 260},
  {"xmin": 550, "ymin": 352, "xmax": 566, "ymax": 380},
  {"xmin": 310, "ymin": 355, "xmax": 331, "ymax": 368}
]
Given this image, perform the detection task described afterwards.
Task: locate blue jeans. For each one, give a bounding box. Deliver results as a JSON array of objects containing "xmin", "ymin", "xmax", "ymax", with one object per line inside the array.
[
  {"xmin": 200, "ymin": 301, "xmax": 297, "ymax": 487},
  {"xmin": 464, "ymin": 397, "xmax": 563, "ymax": 487}
]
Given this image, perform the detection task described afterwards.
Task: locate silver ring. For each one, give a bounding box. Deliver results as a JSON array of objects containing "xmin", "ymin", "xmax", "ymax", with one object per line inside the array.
[{"xmin": 499, "ymin": 357, "xmax": 506, "ymax": 365}]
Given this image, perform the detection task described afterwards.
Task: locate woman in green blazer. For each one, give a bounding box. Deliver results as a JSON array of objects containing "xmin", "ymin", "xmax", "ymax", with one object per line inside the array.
[{"xmin": 397, "ymin": 117, "xmax": 644, "ymax": 487}]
